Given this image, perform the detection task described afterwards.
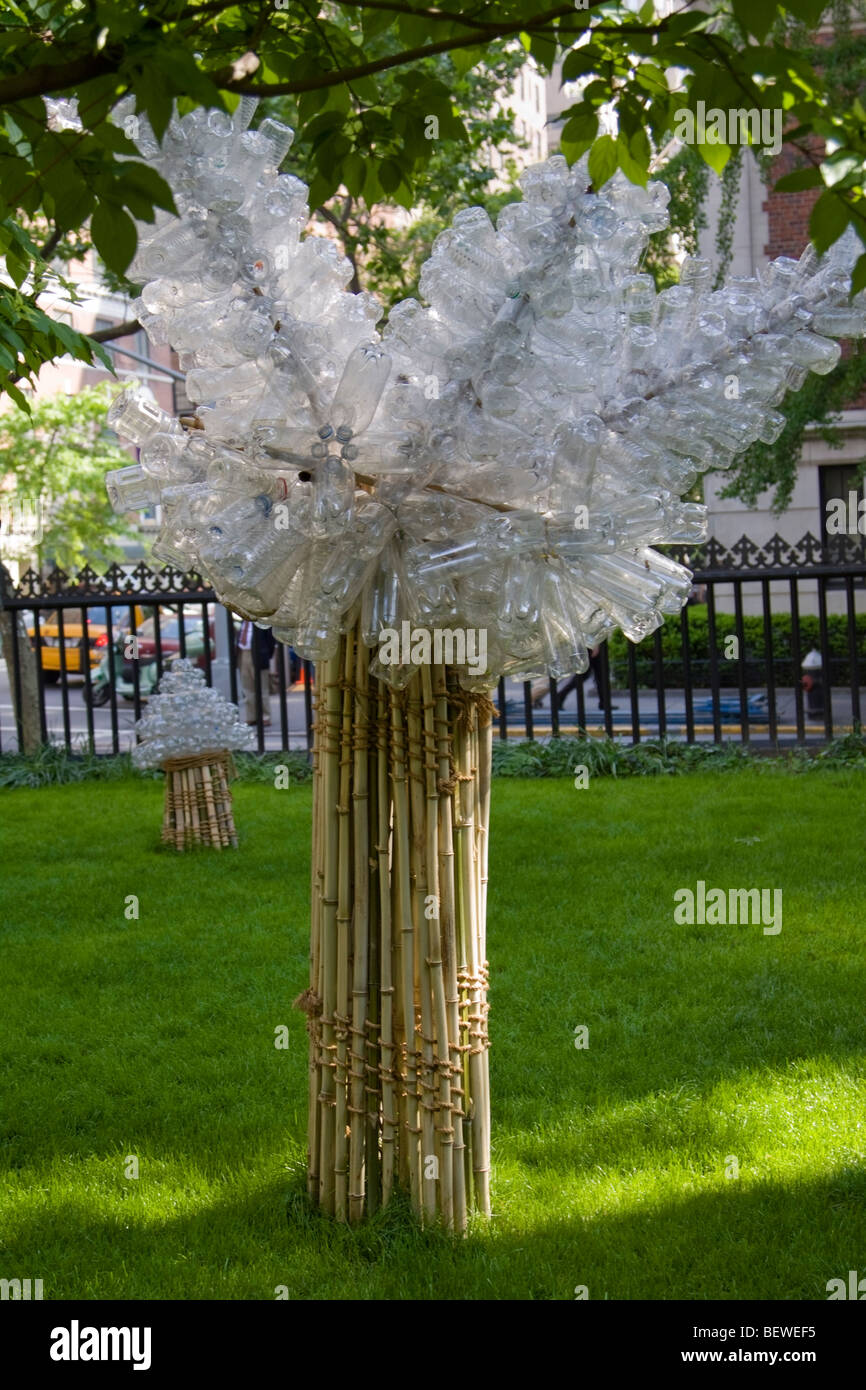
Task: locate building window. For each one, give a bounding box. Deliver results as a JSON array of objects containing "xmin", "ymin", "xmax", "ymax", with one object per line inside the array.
[{"xmin": 819, "ymin": 462, "xmax": 866, "ymax": 572}]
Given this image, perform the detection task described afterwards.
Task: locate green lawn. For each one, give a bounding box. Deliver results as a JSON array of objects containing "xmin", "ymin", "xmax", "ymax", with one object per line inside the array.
[{"xmin": 1, "ymin": 770, "xmax": 864, "ymax": 1300}]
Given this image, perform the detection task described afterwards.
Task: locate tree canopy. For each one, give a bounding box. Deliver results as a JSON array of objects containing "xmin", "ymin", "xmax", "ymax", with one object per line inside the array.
[
  {"xmin": 1, "ymin": 0, "xmax": 865, "ymax": 410},
  {"xmin": 0, "ymin": 382, "xmax": 137, "ymax": 569}
]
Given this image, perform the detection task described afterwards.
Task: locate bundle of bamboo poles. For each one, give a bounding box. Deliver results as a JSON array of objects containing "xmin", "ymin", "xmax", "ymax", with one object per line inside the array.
[
  {"xmin": 161, "ymin": 751, "xmax": 238, "ymax": 851},
  {"xmin": 297, "ymin": 619, "xmax": 493, "ymax": 1230}
]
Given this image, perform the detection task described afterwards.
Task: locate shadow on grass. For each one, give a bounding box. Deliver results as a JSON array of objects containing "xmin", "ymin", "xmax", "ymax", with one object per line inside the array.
[{"xmin": 4, "ymin": 1162, "xmax": 865, "ymax": 1300}]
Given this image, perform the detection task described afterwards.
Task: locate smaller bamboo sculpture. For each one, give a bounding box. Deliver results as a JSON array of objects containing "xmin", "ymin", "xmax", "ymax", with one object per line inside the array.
[
  {"xmin": 132, "ymin": 659, "xmax": 254, "ymax": 851},
  {"xmin": 298, "ymin": 620, "xmax": 493, "ymax": 1230},
  {"xmin": 161, "ymin": 750, "xmax": 238, "ymax": 851}
]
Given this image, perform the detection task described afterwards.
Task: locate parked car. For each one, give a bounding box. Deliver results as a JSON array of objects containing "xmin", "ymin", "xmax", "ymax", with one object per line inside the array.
[
  {"xmin": 27, "ymin": 606, "xmax": 153, "ymax": 683},
  {"xmin": 83, "ymin": 607, "xmax": 215, "ymax": 706}
]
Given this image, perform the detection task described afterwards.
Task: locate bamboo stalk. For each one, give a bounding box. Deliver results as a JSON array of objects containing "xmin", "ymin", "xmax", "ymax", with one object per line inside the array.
[
  {"xmin": 365, "ymin": 662, "xmax": 381, "ymax": 1217},
  {"xmin": 434, "ymin": 666, "xmax": 467, "ymax": 1232},
  {"xmin": 186, "ymin": 766, "xmax": 200, "ymax": 842},
  {"xmin": 349, "ymin": 634, "xmax": 370, "ymax": 1222},
  {"xmin": 318, "ymin": 647, "xmax": 343, "ymax": 1216},
  {"xmin": 422, "ymin": 663, "xmax": 454, "ymax": 1227},
  {"xmin": 407, "ymin": 674, "xmax": 437, "ymax": 1223},
  {"xmin": 183, "ymin": 766, "xmax": 195, "ymax": 845},
  {"xmin": 458, "ymin": 702, "xmax": 490, "ymax": 1217},
  {"xmin": 475, "ymin": 706, "xmax": 493, "ymax": 1213},
  {"xmin": 173, "ymin": 769, "xmax": 185, "ymax": 850},
  {"xmin": 200, "ymin": 762, "xmax": 221, "ymax": 848},
  {"xmin": 334, "ymin": 629, "xmax": 355, "ymax": 1222},
  {"xmin": 451, "ymin": 703, "xmax": 473, "ymax": 1209},
  {"xmin": 391, "ymin": 689, "xmax": 421, "ymax": 1212},
  {"xmin": 307, "ymin": 666, "xmax": 324, "ymax": 1201},
  {"xmin": 378, "ymin": 679, "xmax": 397, "ymax": 1207},
  {"xmin": 478, "ymin": 712, "xmax": 492, "ymax": 952},
  {"xmin": 305, "ymin": 619, "xmax": 491, "ymax": 1229}
]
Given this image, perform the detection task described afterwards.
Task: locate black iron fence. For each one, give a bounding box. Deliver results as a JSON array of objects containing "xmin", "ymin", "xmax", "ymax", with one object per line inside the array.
[{"xmin": 1, "ymin": 532, "xmax": 864, "ymax": 756}]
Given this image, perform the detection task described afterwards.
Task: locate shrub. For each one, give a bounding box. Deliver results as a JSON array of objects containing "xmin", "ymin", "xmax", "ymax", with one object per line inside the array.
[{"xmin": 607, "ymin": 606, "xmax": 866, "ymax": 689}]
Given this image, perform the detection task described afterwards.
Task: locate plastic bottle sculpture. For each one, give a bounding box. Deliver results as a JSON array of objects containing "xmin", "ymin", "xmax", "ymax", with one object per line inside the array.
[
  {"xmin": 133, "ymin": 659, "xmax": 254, "ymax": 849},
  {"xmin": 104, "ymin": 95, "xmax": 866, "ymax": 1226}
]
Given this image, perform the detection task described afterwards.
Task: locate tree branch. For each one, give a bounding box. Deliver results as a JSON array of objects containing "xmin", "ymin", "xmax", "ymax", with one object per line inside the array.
[
  {"xmin": 0, "ymin": 3, "xmax": 600, "ymax": 107},
  {"xmin": 323, "ymin": 0, "xmax": 541, "ymax": 30},
  {"xmin": 229, "ymin": 8, "xmax": 579, "ymax": 95},
  {"xmin": 316, "ymin": 204, "xmax": 362, "ymax": 292},
  {"xmin": 40, "ymin": 227, "xmax": 63, "ymax": 260},
  {"xmin": 88, "ymin": 319, "xmax": 140, "ymax": 343},
  {"xmin": 0, "ymin": 52, "xmax": 115, "ymax": 107}
]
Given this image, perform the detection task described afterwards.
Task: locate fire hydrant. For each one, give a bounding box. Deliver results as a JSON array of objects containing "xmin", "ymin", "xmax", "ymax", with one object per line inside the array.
[{"xmin": 801, "ymin": 649, "xmax": 824, "ymax": 717}]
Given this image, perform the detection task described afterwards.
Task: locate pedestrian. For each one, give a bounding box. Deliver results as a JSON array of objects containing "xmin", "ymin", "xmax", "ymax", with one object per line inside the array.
[
  {"xmin": 533, "ymin": 644, "xmax": 617, "ymax": 710},
  {"xmin": 237, "ymin": 619, "xmax": 275, "ymax": 726}
]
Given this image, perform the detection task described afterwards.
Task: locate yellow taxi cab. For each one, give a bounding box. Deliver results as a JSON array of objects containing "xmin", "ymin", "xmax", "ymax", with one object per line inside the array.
[{"xmin": 27, "ymin": 605, "xmax": 149, "ymax": 683}]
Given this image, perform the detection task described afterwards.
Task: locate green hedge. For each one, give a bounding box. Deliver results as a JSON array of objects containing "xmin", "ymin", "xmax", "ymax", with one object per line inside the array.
[{"xmin": 607, "ymin": 606, "xmax": 866, "ymax": 689}]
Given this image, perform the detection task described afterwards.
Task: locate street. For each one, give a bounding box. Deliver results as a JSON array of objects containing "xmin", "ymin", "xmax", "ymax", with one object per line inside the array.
[
  {"xmin": 1, "ymin": 660, "xmax": 850, "ymax": 753},
  {"xmin": 0, "ymin": 661, "xmax": 314, "ymax": 753}
]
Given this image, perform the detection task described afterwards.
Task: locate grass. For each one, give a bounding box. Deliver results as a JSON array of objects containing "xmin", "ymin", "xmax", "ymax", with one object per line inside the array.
[
  {"xmin": 2, "ymin": 726, "xmax": 865, "ymax": 788},
  {"xmin": 1, "ymin": 769, "xmax": 864, "ymax": 1300}
]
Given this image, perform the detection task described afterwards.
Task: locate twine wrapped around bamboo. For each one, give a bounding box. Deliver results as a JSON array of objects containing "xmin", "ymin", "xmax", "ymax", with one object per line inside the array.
[
  {"xmin": 296, "ymin": 619, "xmax": 492, "ymax": 1231},
  {"xmin": 161, "ymin": 750, "xmax": 238, "ymax": 851}
]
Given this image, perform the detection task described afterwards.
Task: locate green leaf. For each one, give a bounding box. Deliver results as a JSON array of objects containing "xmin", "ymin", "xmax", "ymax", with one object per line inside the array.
[
  {"xmin": 696, "ymin": 137, "xmax": 733, "ymax": 176},
  {"xmin": 617, "ymin": 129, "xmax": 650, "ymax": 186},
  {"xmin": 4, "ymin": 380, "xmax": 31, "ymax": 412},
  {"xmin": 341, "ymin": 152, "xmax": 367, "ymax": 199},
  {"xmin": 774, "ymin": 166, "xmax": 823, "ymax": 193},
  {"xmin": 634, "ymin": 63, "xmax": 669, "ymax": 96},
  {"xmin": 5, "ymin": 244, "xmax": 29, "ymax": 288},
  {"xmin": 809, "ymin": 190, "xmax": 851, "ymax": 254},
  {"xmin": 49, "ymin": 318, "xmax": 87, "ymax": 355},
  {"xmin": 397, "ymin": 12, "xmax": 429, "ymax": 47},
  {"xmin": 850, "ymin": 252, "xmax": 866, "ymax": 298},
  {"xmin": 378, "ymin": 158, "xmax": 403, "ymax": 195},
  {"xmin": 51, "ymin": 182, "xmax": 95, "ymax": 232},
  {"xmin": 391, "ymin": 180, "xmax": 414, "ymax": 212},
  {"xmin": 362, "ymin": 161, "xmax": 382, "ymax": 207},
  {"xmin": 588, "ymin": 134, "xmax": 618, "ymax": 190},
  {"xmin": 158, "ymin": 48, "xmax": 223, "ymax": 109},
  {"xmin": 304, "ymin": 111, "xmax": 347, "ymax": 145},
  {"xmin": 307, "ymin": 170, "xmax": 340, "ymax": 211},
  {"xmin": 561, "ymin": 111, "xmax": 599, "ymax": 147},
  {"xmin": 119, "ymin": 162, "xmax": 176, "ymax": 214},
  {"xmin": 783, "ymin": 0, "xmax": 828, "ymax": 26},
  {"xmin": 562, "ymin": 47, "xmax": 601, "ymax": 83},
  {"xmin": 822, "ymin": 154, "xmax": 861, "ymax": 189},
  {"xmin": 731, "ymin": 0, "xmax": 778, "ymax": 40},
  {"xmin": 315, "ymin": 133, "xmax": 352, "ymax": 179},
  {"xmin": 90, "ymin": 201, "xmax": 137, "ymax": 275},
  {"xmin": 90, "ymin": 341, "xmax": 113, "ymax": 374},
  {"xmin": 89, "ymin": 122, "xmax": 139, "ymax": 156},
  {"xmin": 529, "ymin": 32, "xmax": 556, "ymax": 74},
  {"xmin": 451, "ymin": 47, "xmax": 486, "ymax": 78},
  {"xmin": 361, "ymin": 7, "xmax": 394, "ymax": 39},
  {"xmin": 131, "ymin": 68, "xmax": 173, "ymax": 143}
]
